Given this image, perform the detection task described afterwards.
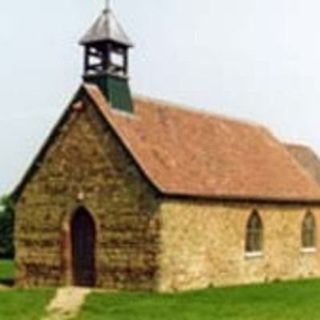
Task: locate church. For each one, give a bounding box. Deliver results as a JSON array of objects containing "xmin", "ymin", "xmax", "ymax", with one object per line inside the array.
[{"xmin": 14, "ymin": 4, "xmax": 320, "ymax": 292}]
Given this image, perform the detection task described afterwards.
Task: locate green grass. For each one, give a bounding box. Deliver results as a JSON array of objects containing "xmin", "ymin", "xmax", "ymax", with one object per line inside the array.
[
  {"xmin": 2, "ymin": 259, "xmax": 320, "ymax": 319},
  {"xmin": 77, "ymin": 279, "xmax": 320, "ymax": 320},
  {"xmin": 0, "ymin": 260, "xmax": 54, "ymax": 320},
  {"xmin": 0, "ymin": 259, "xmax": 14, "ymax": 285},
  {"xmin": 0, "ymin": 289, "xmax": 54, "ymax": 320}
]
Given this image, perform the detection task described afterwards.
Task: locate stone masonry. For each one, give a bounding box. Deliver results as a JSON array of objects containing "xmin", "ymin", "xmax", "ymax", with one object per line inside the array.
[
  {"xmin": 15, "ymin": 97, "xmax": 161, "ymax": 291},
  {"xmin": 158, "ymin": 199, "xmax": 320, "ymax": 292}
]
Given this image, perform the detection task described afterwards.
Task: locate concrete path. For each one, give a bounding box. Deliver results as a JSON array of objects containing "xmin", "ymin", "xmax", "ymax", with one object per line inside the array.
[
  {"xmin": 0, "ymin": 285, "xmax": 10, "ymax": 291},
  {"xmin": 42, "ymin": 287, "xmax": 91, "ymax": 320}
]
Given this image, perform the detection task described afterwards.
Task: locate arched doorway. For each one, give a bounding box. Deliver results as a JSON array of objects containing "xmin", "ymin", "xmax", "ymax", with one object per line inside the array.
[{"xmin": 71, "ymin": 207, "xmax": 96, "ymax": 287}]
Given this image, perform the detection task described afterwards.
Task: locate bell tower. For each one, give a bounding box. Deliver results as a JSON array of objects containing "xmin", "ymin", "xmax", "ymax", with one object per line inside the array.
[{"xmin": 80, "ymin": 1, "xmax": 134, "ymax": 112}]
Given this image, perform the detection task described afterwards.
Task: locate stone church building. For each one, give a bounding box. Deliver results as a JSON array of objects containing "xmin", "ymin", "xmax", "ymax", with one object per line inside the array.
[{"xmin": 14, "ymin": 5, "xmax": 320, "ymax": 292}]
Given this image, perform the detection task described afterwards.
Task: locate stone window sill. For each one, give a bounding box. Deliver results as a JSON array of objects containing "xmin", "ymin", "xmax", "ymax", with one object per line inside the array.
[
  {"xmin": 301, "ymin": 247, "xmax": 317, "ymax": 254},
  {"xmin": 245, "ymin": 251, "xmax": 263, "ymax": 259}
]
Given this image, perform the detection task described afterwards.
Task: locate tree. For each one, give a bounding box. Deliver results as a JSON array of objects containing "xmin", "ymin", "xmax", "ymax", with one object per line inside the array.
[{"xmin": 0, "ymin": 196, "xmax": 15, "ymax": 259}]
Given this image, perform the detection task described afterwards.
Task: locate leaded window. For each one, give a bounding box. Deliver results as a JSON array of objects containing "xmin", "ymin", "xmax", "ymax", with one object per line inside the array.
[
  {"xmin": 246, "ymin": 211, "xmax": 263, "ymax": 253},
  {"xmin": 302, "ymin": 212, "xmax": 316, "ymax": 249}
]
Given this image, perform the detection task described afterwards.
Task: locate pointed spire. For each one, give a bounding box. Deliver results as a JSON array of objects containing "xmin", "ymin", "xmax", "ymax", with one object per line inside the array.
[
  {"xmin": 80, "ymin": 3, "xmax": 133, "ymax": 47},
  {"xmin": 105, "ymin": 0, "xmax": 111, "ymax": 11}
]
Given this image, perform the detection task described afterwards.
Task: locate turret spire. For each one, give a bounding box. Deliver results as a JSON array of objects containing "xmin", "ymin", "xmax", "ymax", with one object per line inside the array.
[
  {"xmin": 105, "ymin": 0, "xmax": 111, "ymax": 11},
  {"xmin": 79, "ymin": 3, "xmax": 134, "ymax": 113}
]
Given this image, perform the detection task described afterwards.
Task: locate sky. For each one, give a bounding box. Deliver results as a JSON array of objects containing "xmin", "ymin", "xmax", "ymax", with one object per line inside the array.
[{"xmin": 1, "ymin": 0, "xmax": 320, "ymax": 195}]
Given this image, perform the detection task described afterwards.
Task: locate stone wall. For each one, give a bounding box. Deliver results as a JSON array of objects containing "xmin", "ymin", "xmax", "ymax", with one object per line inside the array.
[
  {"xmin": 158, "ymin": 199, "xmax": 320, "ymax": 292},
  {"xmin": 15, "ymin": 93, "xmax": 320, "ymax": 292},
  {"xmin": 15, "ymin": 97, "xmax": 160, "ymax": 290}
]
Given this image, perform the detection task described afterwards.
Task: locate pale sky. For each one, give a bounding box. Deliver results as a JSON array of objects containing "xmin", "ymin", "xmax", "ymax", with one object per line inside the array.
[{"xmin": 1, "ymin": 0, "xmax": 320, "ymax": 195}]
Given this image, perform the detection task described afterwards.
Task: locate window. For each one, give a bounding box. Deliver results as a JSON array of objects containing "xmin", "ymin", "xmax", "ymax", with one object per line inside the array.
[
  {"xmin": 245, "ymin": 211, "xmax": 263, "ymax": 254},
  {"xmin": 302, "ymin": 212, "xmax": 316, "ymax": 249}
]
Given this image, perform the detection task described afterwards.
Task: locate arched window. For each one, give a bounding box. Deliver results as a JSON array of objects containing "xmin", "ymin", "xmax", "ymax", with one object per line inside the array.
[
  {"xmin": 302, "ymin": 212, "xmax": 316, "ymax": 249},
  {"xmin": 245, "ymin": 211, "xmax": 263, "ymax": 253}
]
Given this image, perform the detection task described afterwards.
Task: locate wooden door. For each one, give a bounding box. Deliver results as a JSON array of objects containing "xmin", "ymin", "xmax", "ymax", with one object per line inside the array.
[{"xmin": 71, "ymin": 207, "xmax": 96, "ymax": 287}]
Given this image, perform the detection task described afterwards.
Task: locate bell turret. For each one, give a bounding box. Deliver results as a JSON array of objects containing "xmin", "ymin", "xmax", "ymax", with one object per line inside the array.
[{"xmin": 80, "ymin": 2, "xmax": 134, "ymax": 112}]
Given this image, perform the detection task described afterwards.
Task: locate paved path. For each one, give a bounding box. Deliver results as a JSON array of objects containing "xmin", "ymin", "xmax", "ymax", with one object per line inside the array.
[
  {"xmin": 42, "ymin": 287, "xmax": 91, "ymax": 320},
  {"xmin": 0, "ymin": 285, "xmax": 10, "ymax": 291}
]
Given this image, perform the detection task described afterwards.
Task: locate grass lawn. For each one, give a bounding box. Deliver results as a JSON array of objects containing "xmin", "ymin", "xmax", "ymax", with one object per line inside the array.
[
  {"xmin": 2, "ymin": 259, "xmax": 320, "ymax": 320},
  {"xmin": 0, "ymin": 259, "xmax": 15, "ymax": 285},
  {"xmin": 0, "ymin": 260, "xmax": 54, "ymax": 320},
  {"xmin": 77, "ymin": 279, "xmax": 320, "ymax": 320},
  {"xmin": 0, "ymin": 289, "xmax": 54, "ymax": 320}
]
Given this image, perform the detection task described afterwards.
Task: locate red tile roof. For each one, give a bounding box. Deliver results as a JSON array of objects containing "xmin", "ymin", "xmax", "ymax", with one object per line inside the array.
[
  {"xmin": 286, "ymin": 144, "xmax": 320, "ymax": 187},
  {"xmin": 84, "ymin": 84, "xmax": 320, "ymax": 202}
]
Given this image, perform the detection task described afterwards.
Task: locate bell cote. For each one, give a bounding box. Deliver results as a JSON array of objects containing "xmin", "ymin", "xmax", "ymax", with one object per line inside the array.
[{"xmin": 80, "ymin": 3, "xmax": 134, "ymax": 112}]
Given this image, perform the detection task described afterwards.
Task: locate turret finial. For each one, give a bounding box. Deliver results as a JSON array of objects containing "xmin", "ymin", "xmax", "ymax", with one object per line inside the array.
[{"xmin": 106, "ymin": 0, "xmax": 111, "ymax": 11}]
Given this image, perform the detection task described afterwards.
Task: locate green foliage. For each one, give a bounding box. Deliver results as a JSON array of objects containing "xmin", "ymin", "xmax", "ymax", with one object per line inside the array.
[
  {"xmin": 77, "ymin": 279, "xmax": 320, "ymax": 320},
  {"xmin": 0, "ymin": 196, "xmax": 15, "ymax": 259}
]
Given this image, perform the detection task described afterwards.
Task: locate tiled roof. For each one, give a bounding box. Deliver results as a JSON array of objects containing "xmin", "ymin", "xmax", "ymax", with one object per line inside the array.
[
  {"xmin": 286, "ymin": 144, "xmax": 320, "ymax": 187},
  {"xmin": 84, "ymin": 84, "xmax": 320, "ymax": 202}
]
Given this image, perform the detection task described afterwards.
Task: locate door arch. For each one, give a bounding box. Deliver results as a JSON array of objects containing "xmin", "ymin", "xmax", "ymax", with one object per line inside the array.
[{"xmin": 71, "ymin": 207, "xmax": 96, "ymax": 287}]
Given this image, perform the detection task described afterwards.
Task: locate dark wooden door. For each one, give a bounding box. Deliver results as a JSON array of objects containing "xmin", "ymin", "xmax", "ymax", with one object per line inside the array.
[{"xmin": 71, "ymin": 207, "xmax": 96, "ymax": 287}]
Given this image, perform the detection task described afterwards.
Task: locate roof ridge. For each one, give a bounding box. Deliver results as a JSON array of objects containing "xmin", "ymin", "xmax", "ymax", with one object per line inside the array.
[
  {"xmin": 133, "ymin": 94, "xmax": 264, "ymax": 130},
  {"xmin": 285, "ymin": 142, "xmax": 313, "ymax": 150}
]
